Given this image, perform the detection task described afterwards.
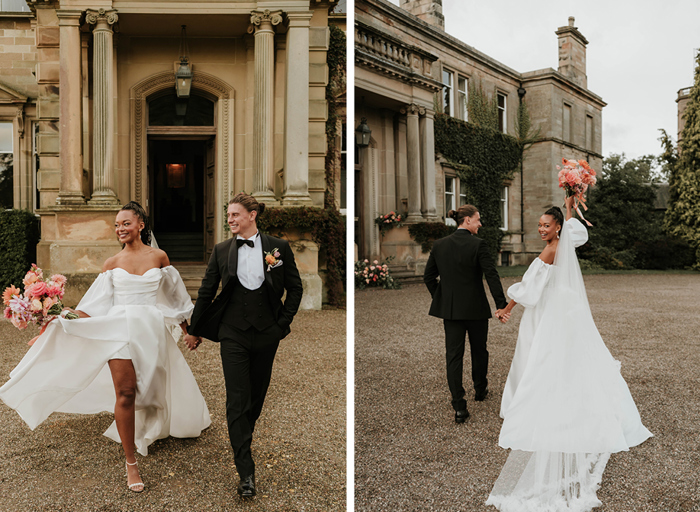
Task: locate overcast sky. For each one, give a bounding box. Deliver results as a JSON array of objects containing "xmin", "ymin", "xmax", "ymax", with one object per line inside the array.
[{"xmin": 386, "ymin": 0, "xmax": 699, "ymax": 160}]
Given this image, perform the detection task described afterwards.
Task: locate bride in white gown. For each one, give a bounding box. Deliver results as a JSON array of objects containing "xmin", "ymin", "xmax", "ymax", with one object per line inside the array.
[
  {"xmin": 486, "ymin": 197, "xmax": 652, "ymax": 512},
  {"xmin": 0, "ymin": 202, "xmax": 210, "ymax": 492}
]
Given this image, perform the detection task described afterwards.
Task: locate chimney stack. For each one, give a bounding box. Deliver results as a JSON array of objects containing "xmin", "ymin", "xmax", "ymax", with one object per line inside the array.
[
  {"xmin": 400, "ymin": 0, "xmax": 445, "ymax": 31},
  {"xmin": 555, "ymin": 16, "xmax": 588, "ymax": 88}
]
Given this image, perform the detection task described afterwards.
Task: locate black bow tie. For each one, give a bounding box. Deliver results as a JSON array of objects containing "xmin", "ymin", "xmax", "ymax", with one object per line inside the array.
[{"xmin": 236, "ymin": 238, "xmax": 254, "ymax": 248}]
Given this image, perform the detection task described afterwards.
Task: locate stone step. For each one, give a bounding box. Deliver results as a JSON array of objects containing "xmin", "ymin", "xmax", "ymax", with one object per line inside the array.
[{"xmin": 171, "ymin": 263, "xmax": 209, "ymax": 301}]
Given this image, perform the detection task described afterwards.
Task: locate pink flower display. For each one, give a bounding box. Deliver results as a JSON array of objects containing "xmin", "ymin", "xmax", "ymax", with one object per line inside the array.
[
  {"xmin": 557, "ymin": 158, "xmax": 597, "ymax": 226},
  {"xmin": 3, "ymin": 265, "xmax": 77, "ymax": 343}
]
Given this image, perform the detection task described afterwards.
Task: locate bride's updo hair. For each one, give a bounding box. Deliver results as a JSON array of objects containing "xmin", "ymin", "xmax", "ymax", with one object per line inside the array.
[
  {"xmin": 229, "ymin": 192, "xmax": 265, "ymax": 218},
  {"xmin": 120, "ymin": 201, "xmax": 151, "ymax": 246},
  {"xmin": 447, "ymin": 204, "xmax": 479, "ymax": 226},
  {"xmin": 544, "ymin": 205, "xmax": 564, "ymax": 233}
]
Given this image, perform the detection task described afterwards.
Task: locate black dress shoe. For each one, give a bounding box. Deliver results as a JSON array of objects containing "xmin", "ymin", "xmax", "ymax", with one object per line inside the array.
[
  {"xmin": 475, "ymin": 388, "xmax": 489, "ymax": 402},
  {"xmin": 455, "ymin": 409, "xmax": 470, "ymax": 423},
  {"xmin": 237, "ymin": 474, "xmax": 256, "ymax": 498}
]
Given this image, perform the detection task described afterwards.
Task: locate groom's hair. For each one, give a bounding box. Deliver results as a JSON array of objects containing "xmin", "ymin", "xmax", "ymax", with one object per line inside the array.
[
  {"xmin": 229, "ymin": 193, "xmax": 266, "ymax": 219},
  {"xmin": 448, "ymin": 204, "xmax": 478, "ymax": 226},
  {"xmin": 120, "ymin": 201, "xmax": 151, "ymax": 246}
]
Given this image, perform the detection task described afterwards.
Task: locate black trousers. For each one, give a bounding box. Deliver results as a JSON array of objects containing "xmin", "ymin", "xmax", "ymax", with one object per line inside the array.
[
  {"xmin": 443, "ymin": 318, "xmax": 489, "ymax": 411},
  {"xmin": 218, "ymin": 322, "xmax": 283, "ymax": 478}
]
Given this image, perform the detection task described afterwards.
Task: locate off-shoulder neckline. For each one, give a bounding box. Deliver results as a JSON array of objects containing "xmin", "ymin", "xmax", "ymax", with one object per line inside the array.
[
  {"xmin": 109, "ymin": 265, "xmax": 173, "ymax": 277},
  {"xmin": 535, "ymin": 257, "xmax": 552, "ymax": 267}
]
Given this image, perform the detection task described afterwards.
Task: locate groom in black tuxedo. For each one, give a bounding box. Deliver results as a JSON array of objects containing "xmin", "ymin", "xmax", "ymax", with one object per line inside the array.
[
  {"xmin": 423, "ymin": 204, "xmax": 508, "ymax": 423},
  {"xmin": 184, "ymin": 193, "xmax": 303, "ymax": 498}
]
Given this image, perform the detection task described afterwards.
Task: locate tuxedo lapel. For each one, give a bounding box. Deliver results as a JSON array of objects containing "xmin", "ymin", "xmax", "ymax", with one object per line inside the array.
[
  {"xmin": 227, "ymin": 235, "xmax": 239, "ymax": 281},
  {"xmin": 260, "ymin": 233, "xmax": 274, "ymax": 287}
]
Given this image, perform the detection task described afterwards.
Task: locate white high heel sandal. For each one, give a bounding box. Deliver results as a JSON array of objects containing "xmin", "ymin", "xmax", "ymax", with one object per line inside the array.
[{"xmin": 126, "ymin": 460, "xmax": 144, "ymax": 492}]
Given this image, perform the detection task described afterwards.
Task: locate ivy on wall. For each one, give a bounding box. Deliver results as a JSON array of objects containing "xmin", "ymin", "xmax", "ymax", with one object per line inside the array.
[
  {"xmin": 325, "ymin": 25, "xmax": 347, "ymax": 209},
  {"xmin": 433, "ymin": 113, "xmax": 522, "ymax": 257},
  {"xmin": 257, "ymin": 207, "xmax": 346, "ymax": 307},
  {"xmin": 0, "ymin": 210, "xmax": 40, "ymax": 291}
]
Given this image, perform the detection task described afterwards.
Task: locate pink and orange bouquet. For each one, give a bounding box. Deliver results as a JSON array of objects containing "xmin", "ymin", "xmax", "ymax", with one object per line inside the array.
[
  {"xmin": 3, "ymin": 264, "xmax": 78, "ymax": 342},
  {"xmin": 374, "ymin": 211, "xmax": 403, "ymax": 236},
  {"xmin": 557, "ymin": 158, "xmax": 596, "ymax": 226}
]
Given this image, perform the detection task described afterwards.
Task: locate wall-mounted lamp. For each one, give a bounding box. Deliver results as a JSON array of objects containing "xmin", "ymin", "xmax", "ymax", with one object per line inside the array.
[
  {"xmin": 166, "ymin": 163, "xmax": 186, "ymax": 188},
  {"xmin": 355, "ymin": 117, "xmax": 371, "ymax": 148},
  {"xmin": 175, "ymin": 25, "xmax": 192, "ymax": 98}
]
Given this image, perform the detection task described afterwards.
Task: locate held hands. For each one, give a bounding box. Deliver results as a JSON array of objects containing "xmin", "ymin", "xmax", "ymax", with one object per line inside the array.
[
  {"xmin": 183, "ymin": 334, "xmax": 202, "ymax": 351},
  {"xmin": 494, "ymin": 309, "xmax": 511, "ymax": 323}
]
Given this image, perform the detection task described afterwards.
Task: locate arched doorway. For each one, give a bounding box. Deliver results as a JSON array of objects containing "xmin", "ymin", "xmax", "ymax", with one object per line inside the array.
[
  {"xmin": 130, "ymin": 70, "xmax": 235, "ymax": 262},
  {"xmin": 146, "ymin": 91, "xmax": 215, "ymax": 262}
]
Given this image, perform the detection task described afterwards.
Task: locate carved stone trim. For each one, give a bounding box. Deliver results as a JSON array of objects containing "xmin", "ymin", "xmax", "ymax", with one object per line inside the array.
[
  {"xmin": 85, "ymin": 8, "xmax": 118, "ymax": 26},
  {"xmin": 130, "ymin": 70, "xmax": 235, "ymax": 241},
  {"xmin": 250, "ymin": 9, "xmax": 283, "ymax": 27}
]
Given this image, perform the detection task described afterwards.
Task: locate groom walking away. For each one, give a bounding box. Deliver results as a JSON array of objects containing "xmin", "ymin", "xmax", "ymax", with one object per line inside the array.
[
  {"xmin": 423, "ymin": 204, "xmax": 509, "ymax": 424},
  {"xmin": 184, "ymin": 193, "xmax": 303, "ymax": 498}
]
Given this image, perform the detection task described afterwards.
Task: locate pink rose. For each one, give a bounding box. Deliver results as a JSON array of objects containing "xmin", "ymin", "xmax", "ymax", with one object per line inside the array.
[
  {"xmin": 3, "ymin": 307, "xmax": 11, "ymax": 319},
  {"xmin": 274, "ymin": 251, "xmax": 280, "ymax": 258},
  {"xmin": 50, "ymin": 274, "xmax": 67, "ymax": 288}
]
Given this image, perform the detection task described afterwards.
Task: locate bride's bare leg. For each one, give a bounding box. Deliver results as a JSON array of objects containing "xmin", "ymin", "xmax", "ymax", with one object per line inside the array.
[{"xmin": 108, "ymin": 358, "xmax": 143, "ymax": 492}]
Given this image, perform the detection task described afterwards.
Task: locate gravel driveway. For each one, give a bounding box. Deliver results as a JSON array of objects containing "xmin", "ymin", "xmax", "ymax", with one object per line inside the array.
[
  {"xmin": 355, "ymin": 274, "xmax": 700, "ymax": 512},
  {"xmin": 0, "ymin": 308, "xmax": 346, "ymax": 512}
]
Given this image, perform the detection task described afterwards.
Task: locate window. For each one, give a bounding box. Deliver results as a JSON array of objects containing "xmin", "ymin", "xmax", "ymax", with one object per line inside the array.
[
  {"xmin": 0, "ymin": 122, "xmax": 13, "ymax": 209},
  {"xmin": 459, "ymin": 180, "xmax": 468, "ymax": 206},
  {"xmin": 500, "ymin": 187, "xmax": 508, "ymax": 230},
  {"xmin": 445, "ymin": 176, "xmax": 455, "ymax": 215},
  {"xmin": 586, "ymin": 114, "xmax": 594, "ymax": 150},
  {"xmin": 457, "ymin": 76, "xmax": 468, "ymax": 121},
  {"xmin": 497, "ymin": 92, "xmax": 507, "ymax": 133},
  {"xmin": 442, "ymin": 69, "xmax": 453, "ymax": 116},
  {"xmin": 33, "ymin": 123, "xmax": 39, "ymax": 210},
  {"xmin": 563, "ymin": 103, "xmax": 572, "ymax": 143},
  {"xmin": 149, "ymin": 92, "xmax": 214, "ymax": 127},
  {"xmin": 0, "ymin": 0, "xmax": 30, "ymax": 12}
]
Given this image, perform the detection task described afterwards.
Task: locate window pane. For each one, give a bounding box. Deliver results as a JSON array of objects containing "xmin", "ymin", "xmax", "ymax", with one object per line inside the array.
[
  {"xmin": 0, "ymin": 0, "xmax": 31, "ymax": 12},
  {"xmin": 459, "ymin": 181, "xmax": 468, "ymax": 205},
  {"xmin": 0, "ymin": 122, "xmax": 12, "ymax": 153},
  {"xmin": 0, "ymin": 153, "xmax": 13, "ymax": 209},
  {"xmin": 497, "ymin": 93, "xmax": 506, "ymax": 133},
  {"xmin": 500, "ymin": 187, "xmax": 508, "ymax": 230},
  {"xmin": 445, "ymin": 176, "xmax": 455, "ymax": 214},
  {"xmin": 442, "ymin": 70, "xmax": 452, "ymax": 116},
  {"xmin": 458, "ymin": 77, "xmax": 468, "ymax": 120},
  {"xmin": 586, "ymin": 115, "xmax": 593, "ymax": 149},
  {"xmin": 149, "ymin": 92, "xmax": 215, "ymax": 126}
]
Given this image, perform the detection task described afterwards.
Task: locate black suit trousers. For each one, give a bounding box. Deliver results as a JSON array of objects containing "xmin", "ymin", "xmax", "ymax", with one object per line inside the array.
[
  {"xmin": 218, "ymin": 322, "xmax": 283, "ymax": 478},
  {"xmin": 443, "ymin": 319, "xmax": 489, "ymax": 411}
]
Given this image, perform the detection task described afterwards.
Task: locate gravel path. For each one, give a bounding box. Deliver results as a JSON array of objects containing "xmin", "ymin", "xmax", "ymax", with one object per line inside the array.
[
  {"xmin": 0, "ymin": 309, "xmax": 346, "ymax": 512},
  {"xmin": 355, "ymin": 274, "xmax": 700, "ymax": 512}
]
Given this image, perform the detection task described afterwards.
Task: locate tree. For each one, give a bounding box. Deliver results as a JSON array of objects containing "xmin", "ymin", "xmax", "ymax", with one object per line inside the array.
[
  {"xmin": 585, "ymin": 153, "xmax": 663, "ymax": 254},
  {"xmin": 663, "ymin": 53, "xmax": 700, "ymax": 265}
]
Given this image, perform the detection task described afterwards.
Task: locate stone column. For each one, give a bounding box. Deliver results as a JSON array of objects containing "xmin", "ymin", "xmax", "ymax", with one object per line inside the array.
[
  {"xmin": 420, "ymin": 108, "xmax": 438, "ymax": 220},
  {"xmin": 86, "ymin": 8, "xmax": 119, "ymax": 205},
  {"xmin": 282, "ymin": 11, "xmax": 313, "ymax": 206},
  {"xmin": 250, "ymin": 9, "xmax": 283, "ymax": 204},
  {"xmin": 56, "ymin": 9, "xmax": 85, "ymax": 205},
  {"xmin": 403, "ymin": 104, "xmax": 422, "ymax": 222}
]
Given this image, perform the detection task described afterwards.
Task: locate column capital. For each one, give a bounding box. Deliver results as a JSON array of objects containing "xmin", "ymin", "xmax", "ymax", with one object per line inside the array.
[
  {"xmin": 286, "ymin": 11, "xmax": 313, "ymax": 27},
  {"xmin": 56, "ymin": 9, "xmax": 83, "ymax": 25},
  {"xmin": 85, "ymin": 8, "xmax": 118, "ymax": 26},
  {"xmin": 248, "ymin": 9, "xmax": 283, "ymax": 33},
  {"xmin": 402, "ymin": 103, "xmax": 421, "ymax": 116}
]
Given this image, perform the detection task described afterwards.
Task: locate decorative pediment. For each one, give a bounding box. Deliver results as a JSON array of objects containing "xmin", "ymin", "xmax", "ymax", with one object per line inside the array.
[{"xmin": 0, "ymin": 82, "xmax": 28, "ymax": 105}]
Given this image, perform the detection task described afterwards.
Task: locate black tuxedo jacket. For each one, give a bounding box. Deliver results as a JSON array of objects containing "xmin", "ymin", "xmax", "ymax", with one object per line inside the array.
[
  {"xmin": 423, "ymin": 229, "xmax": 507, "ymax": 320},
  {"xmin": 188, "ymin": 233, "xmax": 304, "ymax": 342}
]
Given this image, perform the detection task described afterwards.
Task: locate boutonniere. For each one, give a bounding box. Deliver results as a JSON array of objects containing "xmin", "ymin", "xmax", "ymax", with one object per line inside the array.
[{"xmin": 265, "ymin": 248, "xmax": 283, "ymax": 272}]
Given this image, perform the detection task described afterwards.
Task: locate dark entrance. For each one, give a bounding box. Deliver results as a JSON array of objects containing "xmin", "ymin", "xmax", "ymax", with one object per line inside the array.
[{"xmin": 148, "ymin": 139, "xmax": 207, "ymax": 262}]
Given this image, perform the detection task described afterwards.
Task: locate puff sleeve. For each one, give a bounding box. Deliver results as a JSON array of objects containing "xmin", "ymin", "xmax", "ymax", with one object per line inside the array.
[
  {"xmin": 506, "ymin": 259, "xmax": 552, "ymax": 309},
  {"xmin": 156, "ymin": 267, "xmax": 194, "ymax": 326},
  {"xmin": 75, "ymin": 272, "xmax": 114, "ymax": 318},
  {"xmin": 566, "ymin": 218, "xmax": 589, "ymax": 248}
]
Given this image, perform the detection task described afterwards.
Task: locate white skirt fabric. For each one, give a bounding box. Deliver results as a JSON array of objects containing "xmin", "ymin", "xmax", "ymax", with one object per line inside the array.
[{"xmin": 0, "ymin": 267, "xmax": 211, "ymax": 455}]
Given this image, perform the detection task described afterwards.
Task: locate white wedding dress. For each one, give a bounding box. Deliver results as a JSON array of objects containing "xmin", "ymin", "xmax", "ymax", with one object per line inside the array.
[
  {"xmin": 0, "ymin": 266, "xmax": 211, "ymax": 456},
  {"xmin": 486, "ymin": 218, "xmax": 652, "ymax": 512}
]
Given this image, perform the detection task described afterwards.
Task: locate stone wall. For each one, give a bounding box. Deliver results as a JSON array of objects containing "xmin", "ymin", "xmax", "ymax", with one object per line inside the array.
[{"xmin": 0, "ymin": 15, "xmax": 38, "ymax": 98}]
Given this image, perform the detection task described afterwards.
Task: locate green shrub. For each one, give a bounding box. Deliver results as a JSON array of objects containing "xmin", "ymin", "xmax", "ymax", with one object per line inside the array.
[
  {"xmin": 408, "ymin": 222, "xmax": 457, "ymax": 253},
  {"xmin": 633, "ymin": 237, "xmax": 696, "ymax": 269},
  {"xmin": 0, "ymin": 210, "xmax": 40, "ymax": 291}
]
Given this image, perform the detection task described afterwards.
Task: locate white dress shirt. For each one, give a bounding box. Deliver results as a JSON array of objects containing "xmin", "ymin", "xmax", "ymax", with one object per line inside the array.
[{"xmin": 237, "ymin": 232, "xmax": 265, "ymax": 290}]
